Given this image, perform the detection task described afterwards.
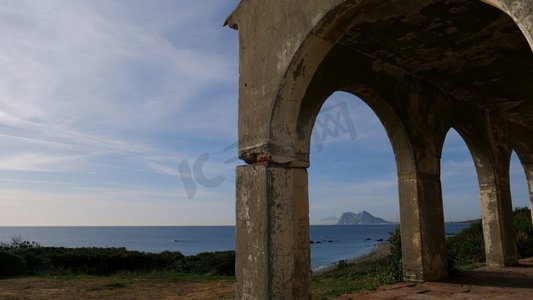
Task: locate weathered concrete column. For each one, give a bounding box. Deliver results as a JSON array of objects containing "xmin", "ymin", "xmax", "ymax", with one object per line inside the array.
[
  {"xmin": 236, "ymin": 164, "xmax": 310, "ymax": 299},
  {"xmin": 398, "ymin": 169, "xmax": 448, "ymax": 281},
  {"xmin": 478, "ymin": 156, "xmax": 518, "ymax": 266}
]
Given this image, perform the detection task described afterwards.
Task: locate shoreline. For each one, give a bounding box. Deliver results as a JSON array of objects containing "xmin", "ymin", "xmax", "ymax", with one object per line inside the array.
[{"xmin": 312, "ymin": 241, "xmax": 391, "ymax": 276}]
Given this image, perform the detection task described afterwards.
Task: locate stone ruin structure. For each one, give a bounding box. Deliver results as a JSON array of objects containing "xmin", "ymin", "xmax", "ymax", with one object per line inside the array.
[{"xmin": 225, "ymin": 0, "xmax": 533, "ymax": 298}]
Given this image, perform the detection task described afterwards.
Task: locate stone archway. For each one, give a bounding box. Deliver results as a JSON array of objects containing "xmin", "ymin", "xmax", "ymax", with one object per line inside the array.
[
  {"xmin": 449, "ymin": 124, "xmax": 517, "ymax": 266},
  {"xmin": 227, "ymin": 0, "xmax": 533, "ymax": 298}
]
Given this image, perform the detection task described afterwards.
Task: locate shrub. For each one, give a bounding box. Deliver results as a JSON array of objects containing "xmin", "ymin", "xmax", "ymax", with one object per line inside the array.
[
  {"xmin": 375, "ymin": 225, "xmax": 403, "ymax": 284},
  {"xmin": 42, "ymin": 247, "xmax": 178, "ymax": 275},
  {"xmin": 513, "ymin": 207, "xmax": 533, "ymax": 258},
  {"xmin": 0, "ymin": 238, "xmax": 236, "ymax": 277},
  {"xmin": 447, "ymin": 221, "xmax": 485, "ymax": 269},
  {"xmin": 513, "ymin": 207, "xmax": 532, "ymax": 233},
  {"xmin": 176, "ymin": 251, "xmax": 235, "ymax": 276},
  {"xmin": 0, "ymin": 236, "xmax": 40, "ymax": 251},
  {"xmin": 387, "ymin": 225, "xmax": 403, "ymax": 282},
  {"xmin": 394, "ymin": 207, "xmax": 533, "ymax": 273},
  {"xmin": 0, "ymin": 251, "xmax": 27, "ymax": 276}
]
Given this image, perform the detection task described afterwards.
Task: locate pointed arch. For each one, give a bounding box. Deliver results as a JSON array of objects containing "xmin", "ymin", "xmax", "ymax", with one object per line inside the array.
[
  {"xmin": 441, "ymin": 129, "xmax": 480, "ymax": 223},
  {"xmin": 448, "ymin": 124, "xmax": 517, "ymax": 266}
]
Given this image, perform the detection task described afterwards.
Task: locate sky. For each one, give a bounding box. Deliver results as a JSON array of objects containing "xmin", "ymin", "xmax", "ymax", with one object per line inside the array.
[{"xmin": 0, "ymin": 1, "xmax": 529, "ymax": 226}]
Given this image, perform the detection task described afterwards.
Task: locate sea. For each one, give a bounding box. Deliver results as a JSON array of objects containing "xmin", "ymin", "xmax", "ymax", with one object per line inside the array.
[{"xmin": 0, "ymin": 224, "xmax": 469, "ymax": 270}]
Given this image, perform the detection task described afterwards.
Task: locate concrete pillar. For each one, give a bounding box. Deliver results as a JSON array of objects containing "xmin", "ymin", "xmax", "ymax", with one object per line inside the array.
[
  {"xmin": 399, "ymin": 170, "xmax": 448, "ymax": 281},
  {"xmin": 236, "ymin": 164, "xmax": 310, "ymax": 300},
  {"xmin": 479, "ymin": 160, "xmax": 518, "ymax": 266}
]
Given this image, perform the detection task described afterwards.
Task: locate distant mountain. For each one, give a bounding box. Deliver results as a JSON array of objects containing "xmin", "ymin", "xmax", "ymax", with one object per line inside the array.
[{"xmin": 336, "ymin": 211, "xmax": 391, "ymax": 225}]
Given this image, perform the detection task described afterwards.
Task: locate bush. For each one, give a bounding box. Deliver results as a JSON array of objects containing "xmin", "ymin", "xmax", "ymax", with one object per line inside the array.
[
  {"xmin": 0, "ymin": 251, "xmax": 27, "ymax": 276},
  {"xmin": 0, "ymin": 236, "xmax": 40, "ymax": 251},
  {"xmin": 387, "ymin": 225, "xmax": 403, "ymax": 282},
  {"xmin": 513, "ymin": 207, "xmax": 532, "ymax": 233},
  {"xmin": 375, "ymin": 225, "xmax": 403, "ymax": 284},
  {"xmin": 513, "ymin": 207, "xmax": 533, "ymax": 258},
  {"xmin": 447, "ymin": 221, "xmax": 485, "ymax": 269},
  {"xmin": 394, "ymin": 207, "xmax": 533, "ymax": 273},
  {"xmin": 176, "ymin": 251, "xmax": 235, "ymax": 276},
  {"xmin": 0, "ymin": 237, "xmax": 236, "ymax": 277},
  {"xmin": 41, "ymin": 247, "xmax": 181, "ymax": 275}
]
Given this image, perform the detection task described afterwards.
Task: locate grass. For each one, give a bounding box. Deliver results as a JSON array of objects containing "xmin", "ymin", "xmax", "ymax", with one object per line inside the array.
[
  {"xmin": 24, "ymin": 271, "xmax": 235, "ymax": 282},
  {"xmin": 1, "ymin": 208, "xmax": 530, "ymax": 299},
  {"xmin": 311, "ymin": 270, "xmax": 383, "ymax": 299},
  {"xmin": 0, "ymin": 272, "xmax": 237, "ymax": 300},
  {"xmin": 311, "ymin": 247, "xmax": 395, "ymax": 299}
]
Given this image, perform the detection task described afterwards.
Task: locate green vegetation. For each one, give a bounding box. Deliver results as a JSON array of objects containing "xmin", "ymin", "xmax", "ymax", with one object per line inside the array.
[
  {"xmin": 311, "ymin": 271, "xmax": 383, "ymax": 299},
  {"xmin": 1, "ymin": 207, "xmax": 532, "ymax": 298},
  {"xmin": 311, "ymin": 228, "xmax": 402, "ymax": 299},
  {"xmin": 447, "ymin": 221, "xmax": 486, "ymax": 271},
  {"xmin": 0, "ymin": 237, "xmax": 235, "ymax": 277},
  {"xmin": 447, "ymin": 206, "xmax": 533, "ymax": 271},
  {"xmin": 0, "ymin": 251, "xmax": 27, "ymax": 276},
  {"xmin": 313, "ymin": 207, "xmax": 533, "ymax": 298},
  {"xmin": 514, "ymin": 207, "xmax": 533, "ymax": 258}
]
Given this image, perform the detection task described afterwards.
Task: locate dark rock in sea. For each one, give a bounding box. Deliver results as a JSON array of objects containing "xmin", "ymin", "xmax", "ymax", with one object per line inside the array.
[
  {"xmin": 310, "ymin": 240, "xmax": 315, "ymax": 244},
  {"xmin": 365, "ymin": 238, "xmax": 371, "ymax": 241},
  {"xmin": 336, "ymin": 210, "xmax": 391, "ymax": 225},
  {"xmin": 316, "ymin": 241, "xmax": 322, "ymax": 244},
  {"xmin": 328, "ymin": 240, "xmax": 334, "ymax": 243},
  {"xmin": 376, "ymin": 238, "xmax": 383, "ymax": 242}
]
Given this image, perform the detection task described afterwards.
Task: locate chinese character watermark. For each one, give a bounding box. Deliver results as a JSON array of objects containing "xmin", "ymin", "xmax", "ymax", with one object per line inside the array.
[
  {"xmin": 179, "ymin": 101, "xmax": 357, "ymax": 199},
  {"xmin": 312, "ymin": 101, "xmax": 357, "ymax": 152}
]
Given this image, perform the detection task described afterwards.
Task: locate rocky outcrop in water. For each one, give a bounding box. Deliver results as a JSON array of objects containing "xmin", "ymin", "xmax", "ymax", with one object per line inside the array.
[{"xmin": 336, "ymin": 211, "xmax": 390, "ymax": 225}]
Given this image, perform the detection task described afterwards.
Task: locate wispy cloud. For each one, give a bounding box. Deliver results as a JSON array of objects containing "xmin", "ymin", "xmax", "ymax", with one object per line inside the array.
[
  {"xmin": 0, "ymin": 1, "xmax": 240, "ymax": 224},
  {"xmin": 0, "ymin": 1, "xmax": 238, "ymax": 168},
  {"xmin": 0, "ymin": 153, "xmax": 85, "ymax": 172}
]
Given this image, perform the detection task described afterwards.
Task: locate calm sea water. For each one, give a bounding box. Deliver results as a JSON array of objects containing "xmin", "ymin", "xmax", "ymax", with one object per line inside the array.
[{"xmin": 0, "ymin": 224, "xmax": 469, "ymax": 270}]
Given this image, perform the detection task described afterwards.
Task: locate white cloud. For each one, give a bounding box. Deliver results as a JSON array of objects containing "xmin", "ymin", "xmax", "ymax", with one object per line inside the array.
[
  {"xmin": 0, "ymin": 1, "xmax": 236, "ymax": 135},
  {"xmin": 0, "ymin": 1, "xmax": 241, "ymax": 224},
  {"xmin": 0, "ymin": 1, "xmax": 238, "ymax": 168},
  {"xmin": 0, "ymin": 153, "xmax": 85, "ymax": 172}
]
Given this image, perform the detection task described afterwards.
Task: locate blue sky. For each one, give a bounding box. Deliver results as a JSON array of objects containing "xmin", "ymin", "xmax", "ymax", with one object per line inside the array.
[{"xmin": 0, "ymin": 1, "xmax": 529, "ymax": 225}]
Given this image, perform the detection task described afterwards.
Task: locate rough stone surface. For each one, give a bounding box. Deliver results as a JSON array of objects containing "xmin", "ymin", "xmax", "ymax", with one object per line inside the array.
[
  {"xmin": 235, "ymin": 165, "xmax": 309, "ymax": 299},
  {"xmin": 229, "ymin": 0, "xmax": 533, "ymax": 298}
]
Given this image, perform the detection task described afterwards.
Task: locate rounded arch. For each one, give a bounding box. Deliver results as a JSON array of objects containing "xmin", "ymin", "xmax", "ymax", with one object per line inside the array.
[
  {"xmin": 450, "ymin": 125, "xmax": 506, "ymax": 186},
  {"xmin": 306, "ymin": 91, "xmax": 400, "ymax": 222},
  {"xmin": 266, "ymin": 0, "xmax": 533, "ymax": 166},
  {"xmin": 481, "ymin": 0, "xmax": 533, "ymax": 52},
  {"xmin": 233, "ymin": 0, "xmax": 533, "ymax": 295},
  {"xmin": 264, "ymin": 0, "xmax": 530, "ymax": 280},
  {"xmin": 294, "ymin": 84, "xmax": 417, "ymax": 176}
]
